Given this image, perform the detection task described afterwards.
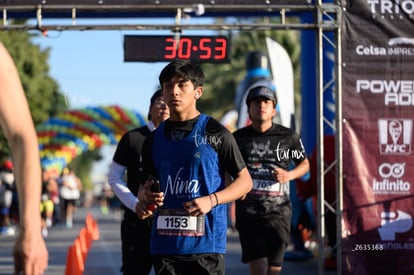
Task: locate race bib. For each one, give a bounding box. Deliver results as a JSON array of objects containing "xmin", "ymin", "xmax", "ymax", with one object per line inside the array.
[
  {"xmin": 251, "ymin": 178, "xmax": 285, "ymax": 196},
  {"xmin": 156, "ymin": 209, "xmax": 205, "ymax": 236}
]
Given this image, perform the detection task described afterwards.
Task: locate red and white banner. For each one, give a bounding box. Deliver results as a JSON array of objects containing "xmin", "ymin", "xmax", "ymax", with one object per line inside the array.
[{"xmin": 342, "ymin": 1, "xmax": 414, "ymax": 274}]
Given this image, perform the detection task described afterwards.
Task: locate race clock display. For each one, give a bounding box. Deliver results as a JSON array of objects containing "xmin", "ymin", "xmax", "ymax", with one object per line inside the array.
[{"xmin": 124, "ymin": 35, "xmax": 230, "ymax": 63}]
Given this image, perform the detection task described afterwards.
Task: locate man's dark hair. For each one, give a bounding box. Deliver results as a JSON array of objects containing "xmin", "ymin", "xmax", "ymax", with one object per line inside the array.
[
  {"xmin": 148, "ymin": 89, "xmax": 162, "ymax": 121},
  {"xmin": 159, "ymin": 59, "xmax": 205, "ymax": 89}
]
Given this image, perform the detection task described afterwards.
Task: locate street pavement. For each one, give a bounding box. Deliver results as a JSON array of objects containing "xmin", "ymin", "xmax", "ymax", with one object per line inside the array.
[{"xmin": 0, "ymin": 205, "xmax": 337, "ymax": 275}]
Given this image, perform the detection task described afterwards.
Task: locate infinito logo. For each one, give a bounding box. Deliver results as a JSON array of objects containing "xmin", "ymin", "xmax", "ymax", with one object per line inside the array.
[
  {"xmin": 367, "ymin": 0, "xmax": 414, "ymax": 18},
  {"xmin": 378, "ymin": 162, "xmax": 405, "ymax": 178},
  {"xmin": 373, "ymin": 163, "xmax": 411, "ymax": 194},
  {"xmin": 378, "ymin": 210, "xmax": 413, "ymax": 241},
  {"xmin": 378, "ymin": 119, "xmax": 412, "ymax": 155}
]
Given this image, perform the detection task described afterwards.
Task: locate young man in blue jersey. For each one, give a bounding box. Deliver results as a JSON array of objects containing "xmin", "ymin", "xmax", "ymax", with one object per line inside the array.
[
  {"xmin": 139, "ymin": 59, "xmax": 253, "ymax": 275},
  {"xmin": 233, "ymin": 80, "xmax": 310, "ymax": 275}
]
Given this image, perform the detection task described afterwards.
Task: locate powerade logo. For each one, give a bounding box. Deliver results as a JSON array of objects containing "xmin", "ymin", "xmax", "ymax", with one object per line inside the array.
[
  {"xmin": 378, "ymin": 119, "xmax": 412, "ymax": 155},
  {"xmin": 356, "ymin": 80, "xmax": 414, "ymax": 106},
  {"xmin": 367, "ymin": 0, "xmax": 414, "ymax": 18}
]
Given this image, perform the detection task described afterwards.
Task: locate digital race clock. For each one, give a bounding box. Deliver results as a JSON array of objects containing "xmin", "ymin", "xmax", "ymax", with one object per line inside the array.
[{"xmin": 124, "ymin": 35, "xmax": 230, "ymax": 63}]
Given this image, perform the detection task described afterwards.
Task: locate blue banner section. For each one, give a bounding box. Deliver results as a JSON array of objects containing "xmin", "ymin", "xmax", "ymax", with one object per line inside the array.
[{"xmin": 300, "ymin": 13, "xmax": 336, "ymax": 154}]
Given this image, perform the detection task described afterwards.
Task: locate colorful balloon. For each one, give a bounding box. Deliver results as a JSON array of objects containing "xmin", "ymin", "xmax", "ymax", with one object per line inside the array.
[{"xmin": 37, "ymin": 105, "xmax": 146, "ymax": 174}]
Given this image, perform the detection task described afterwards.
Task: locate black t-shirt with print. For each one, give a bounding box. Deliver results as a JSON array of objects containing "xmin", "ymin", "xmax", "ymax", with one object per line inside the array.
[{"xmin": 233, "ymin": 123, "xmax": 307, "ymax": 218}]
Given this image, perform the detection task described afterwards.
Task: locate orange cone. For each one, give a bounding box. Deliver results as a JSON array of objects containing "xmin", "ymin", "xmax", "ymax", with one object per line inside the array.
[
  {"xmin": 65, "ymin": 238, "xmax": 84, "ymax": 275},
  {"xmin": 74, "ymin": 238, "xmax": 85, "ymax": 273},
  {"xmin": 83, "ymin": 225, "xmax": 93, "ymax": 250},
  {"xmin": 65, "ymin": 245, "xmax": 76, "ymax": 275},
  {"xmin": 85, "ymin": 213, "xmax": 93, "ymax": 230},
  {"xmin": 78, "ymin": 227, "xmax": 89, "ymax": 261},
  {"xmin": 85, "ymin": 213, "xmax": 100, "ymax": 241},
  {"xmin": 91, "ymin": 217, "xmax": 100, "ymax": 240}
]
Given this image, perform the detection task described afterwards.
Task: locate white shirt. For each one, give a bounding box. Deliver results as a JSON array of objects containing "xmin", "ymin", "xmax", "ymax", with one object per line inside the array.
[{"xmin": 107, "ymin": 124, "xmax": 154, "ymax": 212}]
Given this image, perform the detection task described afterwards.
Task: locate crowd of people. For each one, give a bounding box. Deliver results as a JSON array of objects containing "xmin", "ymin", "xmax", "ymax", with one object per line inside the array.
[
  {"xmin": 1, "ymin": 162, "xmax": 84, "ymax": 238},
  {"xmin": 39, "ymin": 167, "xmax": 83, "ymax": 235},
  {"xmin": 1, "ymin": 38, "xmax": 325, "ymax": 275}
]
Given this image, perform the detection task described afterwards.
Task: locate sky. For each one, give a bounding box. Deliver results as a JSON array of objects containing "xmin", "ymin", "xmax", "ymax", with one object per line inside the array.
[
  {"xmin": 30, "ymin": 18, "xmax": 215, "ymax": 181},
  {"xmin": 31, "ymin": 20, "xmax": 170, "ymax": 115},
  {"xmin": 31, "ymin": 17, "xmax": 217, "ymax": 112}
]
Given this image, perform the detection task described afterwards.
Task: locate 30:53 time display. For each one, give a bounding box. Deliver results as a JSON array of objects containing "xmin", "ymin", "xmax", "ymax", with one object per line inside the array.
[{"xmin": 124, "ymin": 35, "xmax": 230, "ymax": 62}]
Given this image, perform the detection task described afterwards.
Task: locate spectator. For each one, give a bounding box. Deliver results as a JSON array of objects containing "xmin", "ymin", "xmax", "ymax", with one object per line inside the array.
[
  {"xmin": 40, "ymin": 169, "xmax": 58, "ymax": 237},
  {"xmin": 59, "ymin": 168, "xmax": 82, "ymax": 229}
]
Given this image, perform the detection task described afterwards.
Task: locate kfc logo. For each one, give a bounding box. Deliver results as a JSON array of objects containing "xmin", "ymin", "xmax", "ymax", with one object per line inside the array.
[{"xmin": 378, "ymin": 119, "xmax": 412, "ymax": 155}]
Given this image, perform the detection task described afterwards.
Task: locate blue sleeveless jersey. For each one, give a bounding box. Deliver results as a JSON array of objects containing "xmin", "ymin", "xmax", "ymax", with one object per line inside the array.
[{"xmin": 151, "ymin": 114, "xmax": 227, "ymax": 255}]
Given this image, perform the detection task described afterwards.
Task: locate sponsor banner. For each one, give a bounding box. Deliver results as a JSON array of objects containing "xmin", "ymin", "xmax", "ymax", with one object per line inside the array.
[
  {"xmin": 342, "ymin": 1, "xmax": 414, "ymax": 274},
  {"xmin": 343, "ymin": 0, "xmax": 414, "ymax": 63}
]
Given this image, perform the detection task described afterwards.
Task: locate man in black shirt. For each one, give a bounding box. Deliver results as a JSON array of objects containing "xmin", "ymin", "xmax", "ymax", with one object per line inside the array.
[
  {"xmin": 233, "ymin": 80, "xmax": 310, "ymax": 275},
  {"xmin": 108, "ymin": 89, "xmax": 169, "ymax": 275}
]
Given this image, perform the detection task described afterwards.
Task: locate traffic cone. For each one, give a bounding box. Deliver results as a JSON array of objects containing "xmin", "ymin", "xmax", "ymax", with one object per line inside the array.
[
  {"xmin": 65, "ymin": 245, "xmax": 76, "ymax": 275},
  {"xmin": 78, "ymin": 227, "xmax": 90, "ymax": 261},
  {"xmin": 85, "ymin": 213, "xmax": 100, "ymax": 241},
  {"xmin": 83, "ymin": 225, "xmax": 93, "ymax": 250},
  {"xmin": 91, "ymin": 217, "xmax": 100, "ymax": 240},
  {"xmin": 65, "ymin": 238, "xmax": 84, "ymax": 275},
  {"xmin": 85, "ymin": 212, "xmax": 93, "ymax": 229}
]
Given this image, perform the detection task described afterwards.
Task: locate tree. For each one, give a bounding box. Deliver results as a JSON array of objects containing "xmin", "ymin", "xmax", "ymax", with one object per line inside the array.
[
  {"xmin": 0, "ymin": 28, "xmax": 103, "ymax": 193},
  {"xmin": 0, "ymin": 27, "xmax": 67, "ymax": 162},
  {"xmin": 198, "ymin": 17, "xmax": 301, "ymax": 123}
]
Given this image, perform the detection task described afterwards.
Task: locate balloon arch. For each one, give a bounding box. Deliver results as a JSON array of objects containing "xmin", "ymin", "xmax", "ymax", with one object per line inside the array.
[{"xmin": 37, "ymin": 105, "xmax": 146, "ymax": 174}]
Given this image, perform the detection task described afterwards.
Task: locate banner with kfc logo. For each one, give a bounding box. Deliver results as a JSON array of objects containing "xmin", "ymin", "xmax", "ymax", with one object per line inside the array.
[{"xmin": 342, "ymin": 0, "xmax": 414, "ymax": 274}]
